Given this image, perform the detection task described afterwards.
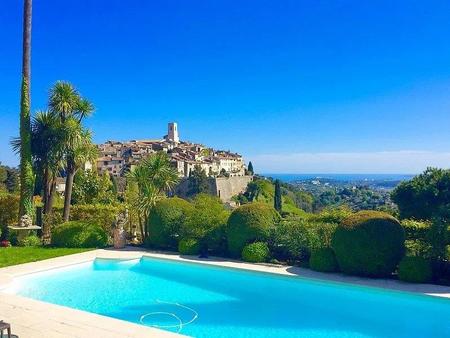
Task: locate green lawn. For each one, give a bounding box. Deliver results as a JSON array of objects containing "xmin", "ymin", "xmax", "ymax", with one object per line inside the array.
[{"xmin": 0, "ymin": 247, "xmax": 93, "ymax": 268}]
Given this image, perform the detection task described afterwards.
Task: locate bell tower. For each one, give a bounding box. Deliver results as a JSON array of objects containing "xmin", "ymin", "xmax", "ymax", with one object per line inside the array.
[{"xmin": 167, "ymin": 122, "xmax": 179, "ymax": 143}]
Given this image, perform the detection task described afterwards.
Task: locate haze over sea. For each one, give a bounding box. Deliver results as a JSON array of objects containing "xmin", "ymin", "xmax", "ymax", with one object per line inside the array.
[{"xmin": 264, "ymin": 173, "xmax": 414, "ymax": 183}]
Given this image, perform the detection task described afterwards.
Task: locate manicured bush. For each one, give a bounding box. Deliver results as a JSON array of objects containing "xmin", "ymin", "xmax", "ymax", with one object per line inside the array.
[
  {"xmin": 398, "ymin": 256, "xmax": 432, "ymax": 283},
  {"xmin": 19, "ymin": 234, "xmax": 42, "ymax": 247},
  {"xmin": 332, "ymin": 211, "xmax": 405, "ymax": 277},
  {"xmin": 181, "ymin": 194, "xmax": 229, "ymax": 255},
  {"xmin": 146, "ymin": 197, "xmax": 193, "ymax": 250},
  {"xmin": 52, "ymin": 221, "xmax": 108, "ymax": 248},
  {"xmin": 309, "ymin": 248, "xmax": 339, "ymax": 272},
  {"xmin": 227, "ymin": 203, "xmax": 280, "ymax": 257},
  {"xmin": 178, "ymin": 238, "xmax": 200, "ymax": 255},
  {"xmin": 242, "ymin": 242, "xmax": 270, "ymax": 263}
]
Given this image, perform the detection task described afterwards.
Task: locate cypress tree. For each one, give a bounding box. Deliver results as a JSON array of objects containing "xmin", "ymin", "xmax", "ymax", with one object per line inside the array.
[
  {"xmin": 274, "ymin": 179, "xmax": 282, "ymax": 212},
  {"xmin": 248, "ymin": 161, "xmax": 254, "ymax": 175}
]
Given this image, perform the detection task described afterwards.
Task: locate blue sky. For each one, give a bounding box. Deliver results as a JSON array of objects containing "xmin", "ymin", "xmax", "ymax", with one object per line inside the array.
[{"xmin": 1, "ymin": 0, "xmax": 450, "ymax": 173}]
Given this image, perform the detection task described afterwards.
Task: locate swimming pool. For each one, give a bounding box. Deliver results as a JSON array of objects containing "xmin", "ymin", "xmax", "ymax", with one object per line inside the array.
[{"xmin": 7, "ymin": 256, "xmax": 450, "ymax": 337}]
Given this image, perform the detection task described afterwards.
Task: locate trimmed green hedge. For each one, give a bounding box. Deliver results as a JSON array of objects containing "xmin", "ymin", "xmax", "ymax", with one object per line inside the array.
[
  {"xmin": 178, "ymin": 238, "xmax": 200, "ymax": 255},
  {"xmin": 242, "ymin": 242, "xmax": 270, "ymax": 263},
  {"xmin": 398, "ymin": 256, "xmax": 432, "ymax": 283},
  {"xmin": 146, "ymin": 197, "xmax": 193, "ymax": 250},
  {"xmin": 227, "ymin": 203, "xmax": 280, "ymax": 257},
  {"xmin": 309, "ymin": 248, "xmax": 339, "ymax": 272},
  {"xmin": 52, "ymin": 221, "xmax": 108, "ymax": 248},
  {"xmin": 332, "ymin": 211, "xmax": 405, "ymax": 277}
]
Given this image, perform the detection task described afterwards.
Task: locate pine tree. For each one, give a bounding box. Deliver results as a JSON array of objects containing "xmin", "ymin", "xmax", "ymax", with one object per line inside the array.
[{"xmin": 274, "ymin": 179, "xmax": 282, "ymax": 212}]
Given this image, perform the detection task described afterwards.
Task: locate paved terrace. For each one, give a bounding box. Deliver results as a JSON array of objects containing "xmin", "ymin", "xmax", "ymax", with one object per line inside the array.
[{"xmin": 0, "ymin": 247, "xmax": 449, "ymax": 337}]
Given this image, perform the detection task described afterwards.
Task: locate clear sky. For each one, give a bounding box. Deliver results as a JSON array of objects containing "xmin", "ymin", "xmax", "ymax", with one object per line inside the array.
[{"xmin": 1, "ymin": 0, "xmax": 450, "ymax": 173}]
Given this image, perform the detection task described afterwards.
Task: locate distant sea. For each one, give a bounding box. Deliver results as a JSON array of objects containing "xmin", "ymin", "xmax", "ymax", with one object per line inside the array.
[{"xmin": 262, "ymin": 173, "xmax": 414, "ymax": 183}]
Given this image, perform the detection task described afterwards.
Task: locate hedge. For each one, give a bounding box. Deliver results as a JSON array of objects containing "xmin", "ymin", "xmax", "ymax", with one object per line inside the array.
[
  {"xmin": 332, "ymin": 211, "xmax": 405, "ymax": 277},
  {"xmin": 146, "ymin": 197, "xmax": 193, "ymax": 250},
  {"xmin": 52, "ymin": 221, "xmax": 108, "ymax": 248},
  {"xmin": 242, "ymin": 242, "xmax": 270, "ymax": 263},
  {"xmin": 309, "ymin": 248, "xmax": 339, "ymax": 272},
  {"xmin": 178, "ymin": 238, "xmax": 200, "ymax": 255},
  {"xmin": 227, "ymin": 203, "xmax": 280, "ymax": 257},
  {"xmin": 398, "ymin": 256, "xmax": 432, "ymax": 283}
]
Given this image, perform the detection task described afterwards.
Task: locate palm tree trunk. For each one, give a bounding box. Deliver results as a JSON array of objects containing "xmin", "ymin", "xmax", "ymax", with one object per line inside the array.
[
  {"xmin": 19, "ymin": 0, "xmax": 34, "ymax": 219},
  {"xmin": 138, "ymin": 213, "xmax": 144, "ymax": 241},
  {"xmin": 62, "ymin": 162, "xmax": 76, "ymax": 221}
]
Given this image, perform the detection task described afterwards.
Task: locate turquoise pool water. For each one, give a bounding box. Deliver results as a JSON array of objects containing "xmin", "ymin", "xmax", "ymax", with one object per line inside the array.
[{"xmin": 9, "ymin": 257, "xmax": 450, "ymax": 337}]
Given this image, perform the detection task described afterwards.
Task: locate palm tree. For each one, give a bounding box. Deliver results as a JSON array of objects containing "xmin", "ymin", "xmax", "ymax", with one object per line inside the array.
[
  {"xmin": 18, "ymin": 0, "xmax": 34, "ymax": 218},
  {"xmin": 62, "ymin": 121, "xmax": 97, "ymax": 221},
  {"xmin": 126, "ymin": 152, "xmax": 179, "ymax": 240},
  {"xmin": 30, "ymin": 111, "xmax": 65, "ymax": 214},
  {"xmin": 48, "ymin": 81, "xmax": 95, "ymax": 221}
]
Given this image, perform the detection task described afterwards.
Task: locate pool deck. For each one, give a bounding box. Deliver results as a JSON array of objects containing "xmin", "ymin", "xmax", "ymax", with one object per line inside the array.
[{"xmin": 1, "ymin": 247, "xmax": 450, "ymax": 337}]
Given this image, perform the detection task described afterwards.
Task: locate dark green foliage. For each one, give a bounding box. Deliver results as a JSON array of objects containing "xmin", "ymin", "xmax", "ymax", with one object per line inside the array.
[
  {"xmin": 309, "ymin": 248, "xmax": 339, "ymax": 272},
  {"xmin": 187, "ymin": 165, "xmax": 210, "ymax": 197},
  {"xmin": 0, "ymin": 194, "xmax": 20, "ymax": 240},
  {"xmin": 242, "ymin": 242, "xmax": 270, "ymax": 263},
  {"xmin": 247, "ymin": 161, "xmax": 254, "ymax": 175},
  {"xmin": 178, "ymin": 238, "xmax": 200, "ymax": 255},
  {"xmin": 332, "ymin": 211, "xmax": 405, "ymax": 277},
  {"xmin": 274, "ymin": 180, "xmax": 282, "ymax": 212},
  {"xmin": 391, "ymin": 168, "xmax": 450, "ymax": 220},
  {"xmin": 0, "ymin": 164, "xmax": 19, "ymax": 193},
  {"xmin": 18, "ymin": 234, "xmax": 42, "ymax": 247},
  {"xmin": 181, "ymin": 194, "xmax": 229, "ymax": 255},
  {"xmin": 427, "ymin": 216, "xmax": 449, "ymax": 261},
  {"xmin": 398, "ymin": 256, "xmax": 432, "ymax": 283},
  {"xmin": 52, "ymin": 221, "xmax": 108, "ymax": 248},
  {"xmin": 226, "ymin": 203, "xmax": 280, "ymax": 257},
  {"xmin": 146, "ymin": 197, "xmax": 193, "ymax": 250}
]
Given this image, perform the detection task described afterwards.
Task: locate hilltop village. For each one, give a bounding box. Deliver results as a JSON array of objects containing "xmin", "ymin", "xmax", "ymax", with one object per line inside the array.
[
  {"xmin": 94, "ymin": 123, "xmax": 252, "ymax": 202},
  {"xmin": 96, "ymin": 123, "xmax": 247, "ymax": 179}
]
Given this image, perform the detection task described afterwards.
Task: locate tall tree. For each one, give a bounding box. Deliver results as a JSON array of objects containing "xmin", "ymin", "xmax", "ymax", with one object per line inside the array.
[
  {"xmin": 188, "ymin": 165, "xmax": 210, "ymax": 196},
  {"xmin": 19, "ymin": 0, "xmax": 34, "ymax": 218},
  {"xmin": 48, "ymin": 81, "xmax": 94, "ymax": 221},
  {"xmin": 126, "ymin": 152, "xmax": 179, "ymax": 239},
  {"xmin": 30, "ymin": 111, "xmax": 65, "ymax": 214},
  {"xmin": 62, "ymin": 124, "xmax": 97, "ymax": 221},
  {"xmin": 274, "ymin": 179, "xmax": 282, "ymax": 212},
  {"xmin": 247, "ymin": 161, "xmax": 254, "ymax": 175}
]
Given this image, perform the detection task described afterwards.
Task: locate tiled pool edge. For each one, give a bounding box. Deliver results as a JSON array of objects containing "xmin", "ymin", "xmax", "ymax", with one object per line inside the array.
[{"xmin": 1, "ymin": 247, "xmax": 450, "ymax": 337}]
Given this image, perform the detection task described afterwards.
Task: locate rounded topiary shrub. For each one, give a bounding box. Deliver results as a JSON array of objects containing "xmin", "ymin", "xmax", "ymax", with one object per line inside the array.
[
  {"xmin": 52, "ymin": 221, "xmax": 108, "ymax": 248},
  {"xmin": 227, "ymin": 203, "xmax": 280, "ymax": 257},
  {"xmin": 309, "ymin": 248, "xmax": 339, "ymax": 272},
  {"xmin": 242, "ymin": 242, "xmax": 270, "ymax": 263},
  {"xmin": 331, "ymin": 211, "xmax": 405, "ymax": 277},
  {"xmin": 19, "ymin": 234, "xmax": 42, "ymax": 247},
  {"xmin": 146, "ymin": 197, "xmax": 193, "ymax": 250},
  {"xmin": 178, "ymin": 238, "xmax": 200, "ymax": 255},
  {"xmin": 398, "ymin": 256, "xmax": 432, "ymax": 283}
]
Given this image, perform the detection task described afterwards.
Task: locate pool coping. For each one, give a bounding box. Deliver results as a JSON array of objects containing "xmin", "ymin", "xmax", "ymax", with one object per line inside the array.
[{"xmin": 1, "ymin": 247, "xmax": 450, "ymax": 337}]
